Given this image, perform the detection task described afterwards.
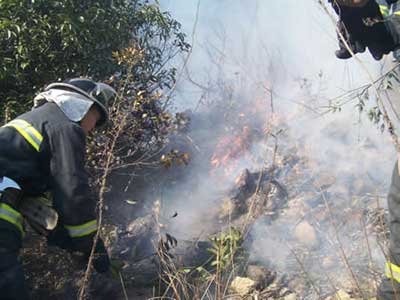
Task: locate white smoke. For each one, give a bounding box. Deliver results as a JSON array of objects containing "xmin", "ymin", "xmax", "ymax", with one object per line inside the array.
[{"xmin": 159, "ymin": 0, "xmax": 397, "ymax": 296}]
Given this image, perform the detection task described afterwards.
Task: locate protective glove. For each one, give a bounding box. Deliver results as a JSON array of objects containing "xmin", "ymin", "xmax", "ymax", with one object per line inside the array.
[
  {"xmin": 47, "ymin": 224, "xmax": 73, "ymax": 250},
  {"xmin": 48, "ymin": 224, "xmax": 110, "ymax": 273}
]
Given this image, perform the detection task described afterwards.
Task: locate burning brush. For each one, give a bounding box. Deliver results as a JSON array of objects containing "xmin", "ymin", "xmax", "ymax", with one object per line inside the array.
[{"xmin": 210, "ymin": 125, "xmax": 262, "ymax": 176}]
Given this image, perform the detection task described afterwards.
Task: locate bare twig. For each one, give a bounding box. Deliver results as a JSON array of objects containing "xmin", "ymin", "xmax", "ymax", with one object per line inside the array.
[
  {"xmin": 164, "ymin": 0, "xmax": 201, "ymax": 110},
  {"xmin": 286, "ymin": 242, "xmax": 322, "ymax": 298},
  {"xmin": 119, "ymin": 271, "xmax": 129, "ymax": 300},
  {"xmin": 319, "ymin": 188, "xmax": 364, "ymax": 297},
  {"xmin": 79, "ymin": 84, "xmax": 135, "ymax": 299},
  {"xmin": 360, "ymin": 211, "xmax": 378, "ymax": 292}
]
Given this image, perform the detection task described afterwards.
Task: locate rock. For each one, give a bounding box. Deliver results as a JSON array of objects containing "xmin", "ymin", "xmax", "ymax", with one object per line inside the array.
[
  {"xmin": 284, "ymin": 293, "xmax": 297, "ymax": 300},
  {"xmin": 231, "ymin": 277, "xmax": 256, "ymax": 296},
  {"xmin": 334, "ymin": 289, "xmax": 351, "ymax": 300},
  {"xmin": 294, "ymin": 221, "xmax": 318, "ymax": 248},
  {"xmin": 246, "ymin": 265, "xmax": 276, "ymax": 289},
  {"xmin": 279, "ymin": 287, "xmax": 291, "ymax": 296},
  {"xmin": 326, "ymin": 289, "xmax": 352, "ymax": 300}
]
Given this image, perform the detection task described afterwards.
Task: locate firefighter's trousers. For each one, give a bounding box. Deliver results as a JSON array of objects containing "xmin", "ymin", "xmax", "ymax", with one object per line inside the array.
[
  {"xmin": 378, "ymin": 162, "xmax": 400, "ymax": 299},
  {"xmin": 0, "ymin": 231, "xmax": 30, "ymax": 300}
]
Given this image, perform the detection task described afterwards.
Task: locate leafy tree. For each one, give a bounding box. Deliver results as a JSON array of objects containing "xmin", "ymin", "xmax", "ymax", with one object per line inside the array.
[{"xmin": 0, "ymin": 0, "xmax": 189, "ymax": 121}]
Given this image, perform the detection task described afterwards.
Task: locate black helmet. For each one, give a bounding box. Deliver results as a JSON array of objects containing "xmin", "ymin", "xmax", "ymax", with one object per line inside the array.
[{"xmin": 44, "ymin": 78, "xmax": 117, "ymax": 127}]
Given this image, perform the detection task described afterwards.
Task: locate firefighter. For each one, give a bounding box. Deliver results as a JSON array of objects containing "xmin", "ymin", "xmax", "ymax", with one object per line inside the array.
[
  {"xmin": 329, "ymin": 1, "xmax": 400, "ymax": 299},
  {"xmin": 330, "ymin": 0, "xmax": 399, "ymax": 60},
  {"xmin": 379, "ymin": 162, "xmax": 400, "ymax": 299},
  {"xmin": 0, "ymin": 78, "xmax": 116, "ymax": 299}
]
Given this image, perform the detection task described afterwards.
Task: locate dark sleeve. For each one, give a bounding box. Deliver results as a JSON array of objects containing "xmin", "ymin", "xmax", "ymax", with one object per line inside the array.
[{"xmin": 47, "ymin": 123, "xmax": 97, "ymax": 249}]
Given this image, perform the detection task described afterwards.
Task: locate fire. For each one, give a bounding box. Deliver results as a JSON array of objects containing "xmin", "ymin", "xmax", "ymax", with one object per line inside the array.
[
  {"xmin": 210, "ymin": 95, "xmax": 272, "ymax": 176},
  {"xmin": 210, "ymin": 125, "xmax": 253, "ymax": 175}
]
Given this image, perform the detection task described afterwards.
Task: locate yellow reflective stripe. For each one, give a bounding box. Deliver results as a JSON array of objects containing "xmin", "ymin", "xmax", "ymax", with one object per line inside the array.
[
  {"xmin": 7, "ymin": 119, "xmax": 43, "ymax": 149},
  {"xmin": 0, "ymin": 203, "xmax": 24, "ymax": 235},
  {"xmin": 394, "ymin": 11, "xmax": 400, "ymax": 16},
  {"xmin": 380, "ymin": 5, "xmax": 389, "ymax": 16},
  {"xmin": 3, "ymin": 119, "xmax": 43, "ymax": 152},
  {"xmin": 385, "ymin": 262, "xmax": 400, "ymax": 283},
  {"xmin": 65, "ymin": 220, "xmax": 97, "ymax": 238}
]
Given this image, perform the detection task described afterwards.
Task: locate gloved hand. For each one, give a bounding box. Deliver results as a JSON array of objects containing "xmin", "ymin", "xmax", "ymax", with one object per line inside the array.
[
  {"xmin": 49, "ymin": 225, "xmax": 110, "ymax": 273},
  {"xmin": 47, "ymin": 224, "xmax": 73, "ymax": 250},
  {"xmin": 90, "ymin": 238, "xmax": 110, "ymax": 273}
]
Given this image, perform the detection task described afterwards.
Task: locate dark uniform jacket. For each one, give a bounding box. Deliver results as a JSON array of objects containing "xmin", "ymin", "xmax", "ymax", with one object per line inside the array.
[
  {"xmin": 331, "ymin": 0, "xmax": 397, "ymax": 57},
  {"xmin": 0, "ymin": 102, "xmax": 97, "ymax": 251}
]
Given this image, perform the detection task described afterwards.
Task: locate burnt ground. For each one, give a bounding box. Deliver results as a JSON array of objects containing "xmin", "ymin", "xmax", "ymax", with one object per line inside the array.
[{"xmin": 19, "ymin": 112, "xmax": 391, "ymax": 300}]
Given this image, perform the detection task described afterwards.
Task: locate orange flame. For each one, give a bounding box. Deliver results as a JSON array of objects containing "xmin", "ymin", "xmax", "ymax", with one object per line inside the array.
[{"xmin": 210, "ymin": 126, "xmax": 252, "ymax": 175}]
